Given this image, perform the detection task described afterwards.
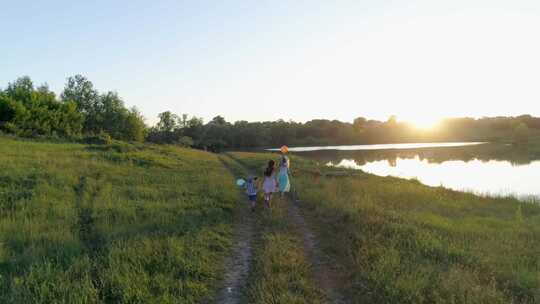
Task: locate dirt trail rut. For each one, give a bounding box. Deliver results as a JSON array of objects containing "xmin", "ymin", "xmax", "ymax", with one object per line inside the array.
[
  {"xmin": 285, "ymin": 195, "xmax": 349, "ymax": 304},
  {"xmin": 214, "ymin": 206, "xmax": 254, "ymax": 304},
  {"xmin": 214, "ymin": 156, "xmax": 255, "ymax": 304}
]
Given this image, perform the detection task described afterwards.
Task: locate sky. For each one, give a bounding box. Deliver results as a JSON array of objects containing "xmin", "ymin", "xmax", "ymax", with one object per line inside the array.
[{"xmin": 1, "ymin": 0, "xmax": 540, "ymax": 126}]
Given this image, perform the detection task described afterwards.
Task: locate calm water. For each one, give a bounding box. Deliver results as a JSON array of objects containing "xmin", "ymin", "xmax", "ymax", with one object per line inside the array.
[
  {"xmin": 287, "ymin": 143, "xmax": 540, "ymax": 199},
  {"xmin": 268, "ymin": 142, "xmax": 485, "ymax": 152}
]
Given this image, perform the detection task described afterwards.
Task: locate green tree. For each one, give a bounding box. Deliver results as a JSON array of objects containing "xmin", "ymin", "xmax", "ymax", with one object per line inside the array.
[
  {"xmin": 199, "ymin": 116, "xmax": 231, "ymax": 151},
  {"xmin": 147, "ymin": 111, "xmax": 196, "ymax": 145},
  {"xmin": 0, "ymin": 95, "xmax": 28, "ymax": 132},
  {"xmin": 1, "ymin": 79, "xmax": 83, "ymax": 138},
  {"xmin": 96, "ymin": 92, "xmax": 145, "ymax": 141},
  {"xmin": 353, "ymin": 117, "xmax": 367, "ymax": 131},
  {"xmin": 5, "ymin": 76, "xmax": 34, "ymax": 106},
  {"xmin": 512, "ymin": 122, "xmax": 529, "ymax": 144},
  {"xmin": 61, "ymin": 75, "xmax": 99, "ymax": 114},
  {"xmin": 122, "ymin": 107, "xmax": 146, "ymax": 142},
  {"xmin": 183, "ymin": 116, "xmax": 204, "ymax": 143},
  {"xmin": 55, "ymin": 101, "xmax": 83, "ymax": 137},
  {"xmin": 61, "ymin": 75, "xmax": 102, "ymax": 135},
  {"xmin": 156, "ymin": 111, "xmax": 179, "ymax": 132},
  {"xmin": 179, "ymin": 114, "xmax": 189, "ymax": 128},
  {"xmin": 60, "ymin": 76, "xmax": 145, "ymax": 141}
]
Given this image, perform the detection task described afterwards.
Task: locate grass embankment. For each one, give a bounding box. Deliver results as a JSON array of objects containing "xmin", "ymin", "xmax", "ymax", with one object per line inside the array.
[
  {"xmin": 231, "ymin": 152, "xmax": 540, "ymax": 304},
  {"xmin": 220, "ymin": 154, "xmax": 322, "ymax": 303},
  {"xmin": 0, "ymin": 136, "xmax": 238, "ymax": 303}
]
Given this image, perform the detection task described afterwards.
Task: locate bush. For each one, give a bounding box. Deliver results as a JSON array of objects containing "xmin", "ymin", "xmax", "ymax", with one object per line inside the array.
[
  {"xmin": 2, "ymin": 76, "xmax": 145, "ymax": 142},
  {"xmin": 0, "ymin": 96, "xmax": 27, "ymax": 130},
  {"xmin": 1, "ymin": 80, "xmax": 83, "ymax": 139},
  {"xmin": 177, "ymin": 136, "xmax": 194, "ymax": 147},
  {"xmin": 83, "ymin": 132, "xmax": 113, "ymax": 145}
]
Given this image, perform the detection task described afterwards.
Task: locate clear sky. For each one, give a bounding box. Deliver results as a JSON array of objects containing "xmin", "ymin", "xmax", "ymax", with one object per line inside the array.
[{"xmin": 1, "ymin": 0, "xmax": 540, "ymax": 126}]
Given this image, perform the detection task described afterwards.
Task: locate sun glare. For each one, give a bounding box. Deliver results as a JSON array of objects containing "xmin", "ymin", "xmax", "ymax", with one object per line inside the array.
[{"xmin": 406, "ymin": 116, "xmax": 442, "ymax": 130}]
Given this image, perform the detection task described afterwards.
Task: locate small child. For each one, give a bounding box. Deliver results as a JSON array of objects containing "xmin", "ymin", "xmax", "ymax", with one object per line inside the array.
[
  {"xmin": 262, "ymin": 160, "xmax": 278, "ymax": 208},
  {"xmin": 244, "ymin": 176, "xmax": 259, "ymax": 211}
]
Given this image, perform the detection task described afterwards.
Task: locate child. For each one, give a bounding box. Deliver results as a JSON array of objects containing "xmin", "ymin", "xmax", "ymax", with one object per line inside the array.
[
  {"xmin": 262, "ymin": 160, "xmax": 278, "ymax": 208},
  {"xmin": 244, "ymin": 176, "xmax": 258, "ymax": 212}
]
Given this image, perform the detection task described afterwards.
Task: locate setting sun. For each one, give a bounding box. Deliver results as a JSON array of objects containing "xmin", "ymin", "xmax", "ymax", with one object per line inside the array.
[
  {"xmin": 402, "ymin": 116, "xmax": 442, "ymax": 130},
  {"xmin": 1, "ymin": 1, "xmax": 540, "ymax": 302}
]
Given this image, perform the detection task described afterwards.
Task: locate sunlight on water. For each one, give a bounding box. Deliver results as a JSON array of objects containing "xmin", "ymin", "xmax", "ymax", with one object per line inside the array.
[
  {"xmin": 285, "ymin": 142, "xmax": 540, "ymax": 199},
  {"xmin": 268, "ymin": 142, "xmax": 485, "ymax": 152},
  {"xmin": 329, "ymin": 157, "xmax": 540, "ymax": 198}
]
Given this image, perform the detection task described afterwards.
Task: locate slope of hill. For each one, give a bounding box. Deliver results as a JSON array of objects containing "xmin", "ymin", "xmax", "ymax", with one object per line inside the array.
[{"xmin": 0, "ymin": 136, "xmax": 238, "ymax": 303}]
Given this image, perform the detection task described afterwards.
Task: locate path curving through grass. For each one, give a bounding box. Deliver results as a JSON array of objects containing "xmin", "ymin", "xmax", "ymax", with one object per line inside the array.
[
  {"xmin": 213, "ymin": 155, "xmax": 255, "ymax": 304},
  {"xmin": 224, "ymin": 153, "xmax": 347, "ymax": 304}
]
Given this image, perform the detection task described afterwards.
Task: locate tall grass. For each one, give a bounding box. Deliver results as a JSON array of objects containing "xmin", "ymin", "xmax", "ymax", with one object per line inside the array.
[
  {"xmin": 231, "ymin": 151, "xmax": 540, "ymax": 303},
  {"xmin": 245, "ymin": 205, "xmax": 322, "ymax": 304},
  {"xmin": 0, "ymin": 137, "xmax": 238, "ymax": 303}
]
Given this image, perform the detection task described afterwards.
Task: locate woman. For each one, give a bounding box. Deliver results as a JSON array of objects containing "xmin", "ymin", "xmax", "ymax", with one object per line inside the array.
[{"xmin": 278, "ymin": 152, "xmax": 290, "ymax": 197}]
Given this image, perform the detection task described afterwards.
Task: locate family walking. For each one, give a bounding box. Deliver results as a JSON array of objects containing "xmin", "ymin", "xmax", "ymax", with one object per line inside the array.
[{"xmin": 242, "ymin": 146, "xmax": 291, "ymax": 211}]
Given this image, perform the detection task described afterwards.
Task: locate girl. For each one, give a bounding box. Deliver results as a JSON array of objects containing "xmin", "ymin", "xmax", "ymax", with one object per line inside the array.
[{"xmin": 262, "ymin": 160, "xmax": 278, "ymax": 208}]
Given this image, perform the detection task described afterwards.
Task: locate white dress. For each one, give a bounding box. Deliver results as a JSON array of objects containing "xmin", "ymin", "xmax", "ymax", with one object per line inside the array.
[{"xmin": 262, "ymin": 173, "xmax": 278, "ymax": 193}]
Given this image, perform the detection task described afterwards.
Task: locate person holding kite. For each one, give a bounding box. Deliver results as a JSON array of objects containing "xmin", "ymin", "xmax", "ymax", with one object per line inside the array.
[{"xmin": 278, "ymin": 145, "xmax": 291, "ymax": 197}]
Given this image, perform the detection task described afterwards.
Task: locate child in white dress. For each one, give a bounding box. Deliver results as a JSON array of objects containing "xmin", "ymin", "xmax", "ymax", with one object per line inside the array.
[{"xmin": 262, "ymin": 160, "xmax": 278, "ymax": 208}]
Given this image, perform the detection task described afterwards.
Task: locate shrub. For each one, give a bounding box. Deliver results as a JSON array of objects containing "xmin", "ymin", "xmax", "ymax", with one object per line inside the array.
[{"xmin": 83, "ymin": 132, "xmax": 113, "ymax": 145}]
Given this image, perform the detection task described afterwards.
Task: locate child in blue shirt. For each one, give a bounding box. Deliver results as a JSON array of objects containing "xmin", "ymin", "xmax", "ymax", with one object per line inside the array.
[{"xmin": 244, "ymin": 176, "xmax": 259, "ymax": 212}]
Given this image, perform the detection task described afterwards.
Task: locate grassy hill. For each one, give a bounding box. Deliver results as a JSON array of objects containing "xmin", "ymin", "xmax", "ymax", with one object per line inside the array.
[
  {"xmin": 0, "ymin": 136, "xmax": 238, "ymax": 303},
  {"xmin": 1, "ymin": 136, "xmax": 539, "ymax": 303}
]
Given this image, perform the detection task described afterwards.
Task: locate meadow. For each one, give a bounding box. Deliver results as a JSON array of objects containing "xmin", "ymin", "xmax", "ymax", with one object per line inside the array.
[
  {"xmin": 1, "ymin": 134, "xmax": 539, "ymax": 303},
  {"xmin": 231, "ymin": 151, "xmax": 540, "ymax": 304},
  {"xmin": 0, "ymin": 136, "xmax": 239, "ymax": 303}
]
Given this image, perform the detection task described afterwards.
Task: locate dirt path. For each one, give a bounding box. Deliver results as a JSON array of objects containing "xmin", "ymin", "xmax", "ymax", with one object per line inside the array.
[
  {"xmin": 214, "ymin": 206, "xmax": 254, "ymax": 304},
  {"xmin": 213, "ymin": 157, "xmax": 255, "ymax": 304},
  {"xmin": 216, "ymin": 155, "xmax": 347, "ymax": 303},
  {"xmin": 284, "ymin": 195, "xmax": 349, "ymax": 304}
]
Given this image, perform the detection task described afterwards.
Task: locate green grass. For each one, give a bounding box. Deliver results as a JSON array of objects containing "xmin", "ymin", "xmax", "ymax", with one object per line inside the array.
[
  {"xmin": 3, "ymin": 136, "xmax": 539, "ymax": 303},
  {"xmin": 220, "ymin": 154, "xmax": 322, "ymax": 304},
  {"xmin": 0, "ymin": 137, "xmax": 238, "ymax": 303},
  {"xmin": 231, "ymin": 151, "xmax": 540, "ymax": 304},
  {"xmin": 246, "ymin": 205, "xmax": 322, "ymax": 304}
]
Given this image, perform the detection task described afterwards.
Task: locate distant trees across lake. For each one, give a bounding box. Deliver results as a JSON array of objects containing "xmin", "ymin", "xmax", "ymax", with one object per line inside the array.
[
  {"xmin": 1, "ymin": 75, "xmax": 539, "ymax": 151},
  {"xmin": 147, "ymin": 112, "xmax": 537, "ymax": 151}
]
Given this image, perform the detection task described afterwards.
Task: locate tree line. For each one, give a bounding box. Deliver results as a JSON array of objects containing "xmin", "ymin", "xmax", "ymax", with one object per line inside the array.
[
  {"xmin": 0, "ymin": 75, "xmax": 145, "ymax": 142},
  {"xmin": 0, "ymin": 75, "xmax": 537, "ymax": 151},
  {"xmin": 147, "ymin": 113, "xmax": 535, "ymax": 151}
]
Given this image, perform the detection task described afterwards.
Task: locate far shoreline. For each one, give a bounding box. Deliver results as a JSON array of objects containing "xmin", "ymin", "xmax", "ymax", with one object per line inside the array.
[{"xmin": 264, "ymin": 141, "xmax": 487, "ymax": 152}]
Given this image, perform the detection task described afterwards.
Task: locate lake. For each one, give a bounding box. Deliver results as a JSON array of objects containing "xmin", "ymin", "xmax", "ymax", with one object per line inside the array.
[{"xmin": 284, "ymin": 142, "xmax": 540, "ymax": 199}]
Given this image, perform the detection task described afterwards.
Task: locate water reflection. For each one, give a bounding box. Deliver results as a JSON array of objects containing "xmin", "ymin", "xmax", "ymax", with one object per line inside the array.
[
  {"xmin": 300, "ymin": 143, "xmax": 535, "ymax": 166},
  {"xmin": 295, "ymin": 143, "xmax": 540, "ymax": 198},
  {"xmin": 269, "ymin": 142, "xmax": 485, "ymax": 152}
]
